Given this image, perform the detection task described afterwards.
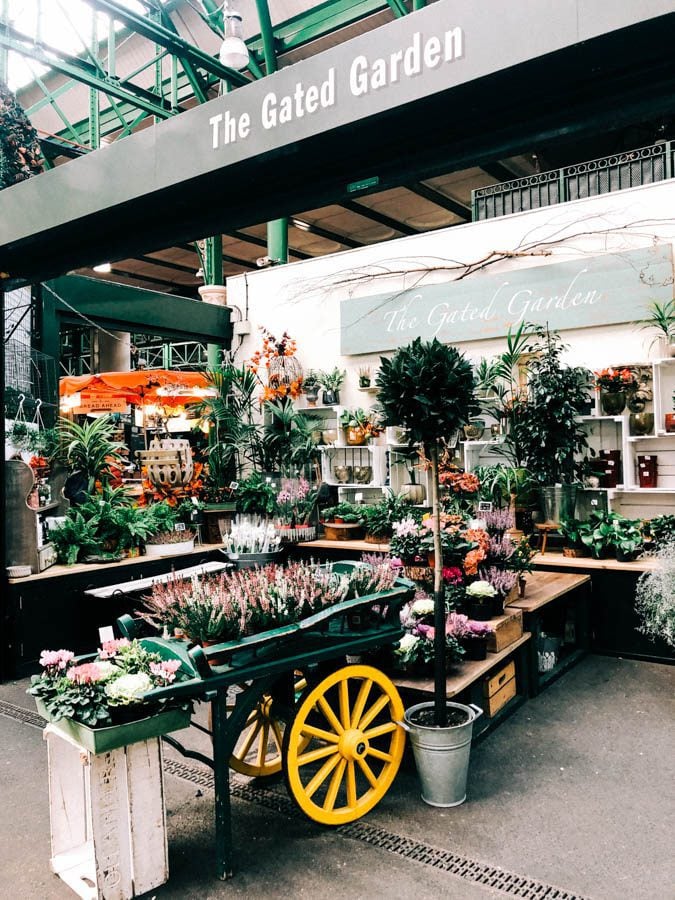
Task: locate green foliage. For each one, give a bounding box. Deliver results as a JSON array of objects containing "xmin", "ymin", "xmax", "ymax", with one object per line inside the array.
[
  {"xmin": 645, "ymin": 514, "xmax": 675, "ymax": 550},
  {"xmin": 636, "ymin": 299, "xmax": 675, "ymax": 347},
  {"xmin": 508, "ymin": 536, "xmax": 536, "ymax": 576},
  {"xmin": 316, "ymin": 367, "xmax": 346, "ymax": 392},
  {"xmin": 579, "ymin": 511, "xmax": 643, "ymax": 560},
  {"xmin": 321, "ymin": 501, "xmax": 364, "ymax": 524},
  {"xmin": 263, "ymin": 397, "xmax": 318, "ymax": 472},
  {"xmin": 474, "ymin": 464, "xmax": 535, "ymax": 508},
  {"xmin": 361, "ymin": 492, "xmax": 412, "ymax": 539},
  {"xmin": 558, "ymin": 518, "xmax": 590, "ymax": 548},
  {"xmin": 236, "ymin": 472, "xmax": 278, "ymax": 517},
  {"xmin": 302, "ymin": 369, "xmax": 321, "ymax": 391},
  {"xmin": 509, "ymin": 330, "xmax": 591, "ymax": 483},
  {"xmin": 376, "ymin": 338, "xmax": 478, "ymax": 452},
  {"xmin": 53, "ymin": 415, "xmax": 126, "ymax": 484},
  {"xmin": 48, "ymin": 512, "xmax": 100, "ymax": 565}
]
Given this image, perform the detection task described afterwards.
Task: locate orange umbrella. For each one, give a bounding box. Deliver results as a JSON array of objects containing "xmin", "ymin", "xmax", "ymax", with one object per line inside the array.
[{"xmin": 59, "ymin": 370, "xmax": 214, "ymax": 407}]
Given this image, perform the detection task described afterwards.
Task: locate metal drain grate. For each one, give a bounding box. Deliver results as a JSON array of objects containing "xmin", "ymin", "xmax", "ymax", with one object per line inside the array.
[
  {"xmin": 5, "ymin": 702, "xmax": 590, "ymax": 900},
  {"xmin": 0, "ymin": 698, "xmax": 45, "ymax": 728}
]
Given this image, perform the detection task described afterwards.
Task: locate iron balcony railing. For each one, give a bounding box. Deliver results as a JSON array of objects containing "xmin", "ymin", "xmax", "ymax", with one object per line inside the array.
[{"xmin": 472, "ymin": 141, "xmax": 675, "ymax": 221}]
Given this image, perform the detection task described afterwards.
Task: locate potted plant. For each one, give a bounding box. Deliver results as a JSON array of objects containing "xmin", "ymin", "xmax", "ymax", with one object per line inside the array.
[
  {"xmin": 52, "ymin": 415, "xmax": 126, "ymax": 502},
  {"xmin": 396, "ymin": 446, "xmax": 426, "ymax": 504},
  {"xmin": 339, "ymin": 407, "xmax": 383, "ymax": 446},
  {"xmin": 665, "ymin": 390, "xmax": 675, "ymax": 434},
  {"xmin": 317, "ymin": 367, "xmax": 346, "ymax": 405},
  {"xmin": 29, "ymin": 639, "xmax": 191, "ymax": 753},
  {"xmin": 235, "ymin": 471, "xmax": 279, "ymax": 518},
  {"xmin": 511, "ymin": 329, "xmax": 592, "ymax": 525},
  {"xmin": 594, "ymin": 367, "xmax": 638, "ymax": 415},
  {"xmin": 377, "ymin": 336, "xmax": 482, "ymax": 806},
  {"xmin": 578, "ymin": 511, "xmax": 619, "ymax": 560},
  {"xmin": 48, "ymin": 511, "xmax": 100, "ymax": 565},
  {"xmin": 635, "ymin": 544, "xmax": 675, "ymax": 649},
  {"xmin": 559, "ymin": 518, "xmax": 592, "ymax": 558},
  {"xmin": 509, "ymin": 535, "xmax": 535, "ymax": 597},
  {"xmin": 222, "ymin": 515, "xmax": 283, "ymax": 568},
  {"xmin": 645, "ymin": 514, "xmax": 675, "ymax": 550},
  {"xmin": 358, "ymin": 366, "xmax": 372, "ymax": 388},
  {"xmin": 447, "ymin": 612, "xmax": 493, "ymax": 661},
  {"xmin": 320, "ymin": 501, "xmax": 365, "ymax": 540},
  {"xmin": 465, "ymin": 580, "xmax": 496, "ymax": 621},
  {"xmin": 607, "ymin": 515, "xmax": 644, "ymax": 562},
  {"xmin": 636, "ymin": 298, "xmax": 675, "ymax": 357},
  {"xmin": 302, "ymin": 369, "xmax": 321, "ymax": 406}
]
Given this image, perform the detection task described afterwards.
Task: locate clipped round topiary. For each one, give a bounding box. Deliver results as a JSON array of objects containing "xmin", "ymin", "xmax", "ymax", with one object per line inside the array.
[{"xmin": 376, "ymin": 337, "xmax": 478, "ymax": 449}]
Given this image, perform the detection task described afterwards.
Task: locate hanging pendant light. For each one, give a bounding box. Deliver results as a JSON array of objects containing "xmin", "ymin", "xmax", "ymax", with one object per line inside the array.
[{"xmin": 219, "ymin": 4, "xmax": 250, "ymax": 71}]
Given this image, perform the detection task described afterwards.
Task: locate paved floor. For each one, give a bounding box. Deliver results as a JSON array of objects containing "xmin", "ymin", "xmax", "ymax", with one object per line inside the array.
[{"xmin": 1, "ymin": 655, "xmax": 673, "ymax": 899}]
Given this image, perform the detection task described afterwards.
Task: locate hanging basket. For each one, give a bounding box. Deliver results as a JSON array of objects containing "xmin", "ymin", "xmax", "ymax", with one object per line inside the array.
[{"xmin": 268, "ymin": 355, "xmax": 302, "ymax": 389}]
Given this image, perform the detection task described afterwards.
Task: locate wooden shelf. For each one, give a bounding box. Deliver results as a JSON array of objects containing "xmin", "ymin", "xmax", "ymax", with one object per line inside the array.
[
  {"xmin": 506, "ymin": 571, "xmax": 590, "ymax": 613},
  {"xmin": 533, "ymin": 551, "xmax": 656, "ymax": 573},
  {"xmin": 393, "ymin": 632, "xmax": 531, "ymax": 697},
  {"xmin": 7, "ymin": 543, "xmax": 226, "ymax": 583},
  {"xmin": 297, "ymin": 538, "xmax": 390, "ymax": 553}
]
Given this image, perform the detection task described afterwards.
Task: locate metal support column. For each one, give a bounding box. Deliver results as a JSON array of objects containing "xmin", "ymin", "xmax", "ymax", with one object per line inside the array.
[
  {"xmin": 89, "ymin": 10, "xmax": 100, "ymax": 149},
  {"xmin": 0, "ymin": 0, "xmax": 8, "ymax": 84},
  {"xmin": 204, "ymin": 236, "xmax": 224, "ymax": 368},
  {"xmin": 254, "ymin": 0, "xmax": 289, "ymax": 265}
]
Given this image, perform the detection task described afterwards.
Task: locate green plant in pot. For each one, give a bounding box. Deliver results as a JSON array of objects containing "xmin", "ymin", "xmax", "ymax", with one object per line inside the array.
[
  {"xmin": 635, "ymin": 298, "xmax": 675, "ymax": 357},
  {"xmin": 607, "ymin": 516, "xmax": 644, "ymax": 562},
  {"xmin": 510, "ymin": 329, "xmax": 592, "ymax": 526},
  {"xmin": 396, "ymin": 446, "xmax": 426, "ymax": 504},
  {"xmin": 235, "ymin": 471, "xmax": 278, "ymax": 517},
  {"xmin": 302, "ymin": 369, "xmax": 321, "ymax": 406},
  {"xmin": 316, "ymin": 367, "xmax": 345, "ymax": 405},
  {"xmin": 52, "ymin": 415, "xmax": 126, "ymax": 502},
  {"xmin": 48, "ymin": 511, "xmax": 100, "ymax": 565},
  {"xmin": 558, "ymin": 518, "xmax": 592, "ymax": 558},
  {"xmin": 578, "ymin": 511, "xmax": 636, "ymax": 560},
  {"xmin": 377, "ymin": 336, "xmax": 482, "ymax": 807},
  {"xmin": 320, "ymin": 501, "xmax": 365, "ymax": 540}
]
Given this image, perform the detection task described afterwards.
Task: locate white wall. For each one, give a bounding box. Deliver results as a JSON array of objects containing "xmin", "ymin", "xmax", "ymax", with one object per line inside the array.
[{"xmin": 228, "ymin": 179, "xmax": 675, "ymax": 411}]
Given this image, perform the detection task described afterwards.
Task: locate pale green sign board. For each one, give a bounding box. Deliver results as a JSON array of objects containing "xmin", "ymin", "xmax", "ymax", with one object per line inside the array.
[{"xmin": 340, "ymin": 246, "xmax": 674, "ymax": 355}]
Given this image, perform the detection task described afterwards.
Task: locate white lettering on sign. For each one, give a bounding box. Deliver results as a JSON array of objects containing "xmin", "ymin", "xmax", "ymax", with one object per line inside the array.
[{"xmin": 210, "ymin": 27, "xmax": 464, "ymax": 149}]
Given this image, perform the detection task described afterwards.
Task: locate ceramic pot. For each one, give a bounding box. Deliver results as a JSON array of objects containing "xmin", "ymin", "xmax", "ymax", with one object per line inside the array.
[
  {"xmin": 334, "ymin": 465, "xmax": 352, "ymax": 483},
  {"xmin": 629, "ymin": 413, "xmax": 654, "ymax": 436},
  {"xmin": 322, "ymin": 390, "xmax": 338, "ymax": 405},
  {"xmin": 304, "ymin": 386, "xmax": 319, "ymax": 406},
  {"xmin": 664, "ymin": 414, "xmax": 675, "ymax": 434},
  {"xmin": 399, "ymin": 482, "xmax": 426, "ymax": 504},
  {"xmin": 353, "ymin": 466, "xmax": 372, "ymax": 484},
  {"xmin": 601, "ymin": 391, "xmax": 626, "ymax": 415},
  {"xmin": 345, "ymin": 426, "xmax": 367, "ymax": 446}
]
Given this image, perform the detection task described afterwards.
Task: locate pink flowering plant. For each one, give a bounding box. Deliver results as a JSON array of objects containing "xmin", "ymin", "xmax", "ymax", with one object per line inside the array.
[
  {"xmin": 276, "ymin": 477, "xmax": 317, "ymax": 526},
  {"xmin": 394, "ymin": 592, "xmax": 465, "ymax": 670},
  {"xmin": 29, "ymin": 638, "xmax": 187, "ymax": 727}
]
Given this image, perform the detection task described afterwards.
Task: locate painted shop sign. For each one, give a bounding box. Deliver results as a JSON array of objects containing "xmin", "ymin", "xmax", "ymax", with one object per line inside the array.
[{"xmin": 340, "ymin": 246, "xmax": 674, "ymax": 355}]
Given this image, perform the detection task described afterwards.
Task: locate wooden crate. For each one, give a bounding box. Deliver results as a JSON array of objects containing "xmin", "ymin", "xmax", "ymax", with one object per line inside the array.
[
  {"xmin": 45, "ymin": 726, "xmax": 168, "ymax": 899},
  {"xmin": 483, "ymin": 660, "xmax": 517, "ymax": 716},
  {"xmin": 486, "ymin": 610, "xmax": 523, "ymax": 653}
]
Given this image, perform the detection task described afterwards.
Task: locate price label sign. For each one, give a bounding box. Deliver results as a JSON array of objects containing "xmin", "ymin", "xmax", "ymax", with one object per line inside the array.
[{"xmin": 175, "ymin": 522, "xmax": 186, "ymax": 532}]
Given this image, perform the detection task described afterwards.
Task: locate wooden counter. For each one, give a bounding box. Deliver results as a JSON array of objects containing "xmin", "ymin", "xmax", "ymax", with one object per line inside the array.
[
  {"xmin": 297, "ymin": 538, "xmax": 389, "ymax": 553},
  {"xmin": 8, "ymin": 543, "xmax": 226, "ymax": 583},
  {"xmin": 533, "ymin": 551, "xmax": 656, "ymax": 573},
  {"xmin": 508, "ymin": 570, "xmax": 590, "ymax": 612}
]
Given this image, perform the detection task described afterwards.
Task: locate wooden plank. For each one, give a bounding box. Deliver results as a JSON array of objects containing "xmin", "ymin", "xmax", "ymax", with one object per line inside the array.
[
  {"xmin": 126, "ymin": 740, "xmax": 168, "ymax": 896},
  {"xmin": 487, "ymin": 610, "xmax": 523, "ymax": 653},
  {"xmin": 89, "ymin": 749, "xmax": 134, "ymax": 900},
  {"xmin": 46, "ymin": 731, "xmax": 88, "ymax": 861},
  {"xmin": 84, "ymin": 561, "xmax": 229, "ymax": 599},
  {"xmin": 533, "ymin": 551, "xmax": 657, "ymax": 573},
  {"xmin": 484, "ymin": 660, "xmax": 516, "ymax": 697},
  {"xmin": 297, "ymin": 539, "xmax": 391, "ymax": 552},
  {"xmin": 7, "ymin": 543, "xmax": 225, "ymax": 583},
  {"xmin": 484, "ymin": 676, "xmax": 517, "ymax": 716},
  {"xmin": 507, "ymin": 571, "xmax": 590, "ymax": 613},
  {"xmin": 394, "ymin": 631, "xmax": 531, "ymax": 697}
]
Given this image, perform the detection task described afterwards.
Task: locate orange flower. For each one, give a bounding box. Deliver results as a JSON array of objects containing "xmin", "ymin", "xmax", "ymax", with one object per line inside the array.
[
  {"xmin": 465, "ymin": 528, "xmax": 490, "ymax": 553},
  {"xmin": 463, "ymin": 548, "xmax": 486, "ymax": 576}
]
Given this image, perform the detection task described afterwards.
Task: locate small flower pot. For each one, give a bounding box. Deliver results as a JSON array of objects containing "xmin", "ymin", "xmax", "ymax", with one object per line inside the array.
[
  {"xmin": 304, "ymin": 387, "xmax": 320, "ymax": 407},
  {"xmin": 563, "ymin": 546, "xmax": 590, "ymax": 558},
  {"xmin": 467, "ymin": 600, "xmax": 492, "ymax": 621},
  {"xmin": 460, "ymin": 636, "xmax": 488, "ymax": 661},
  {"xmin": 345, "ymin": 426, "xmax": 367, "ymax": 446},
  {"xmin": 322, "ymin": 389, "xmax": 339, "ymax": 405},
  {"xmin": 664, "ymin": 413, "xmax": 675, "ymax": 434},
  {"xmin": 601, "ymin": 390, "xmax": 626, "ymax": 415}
]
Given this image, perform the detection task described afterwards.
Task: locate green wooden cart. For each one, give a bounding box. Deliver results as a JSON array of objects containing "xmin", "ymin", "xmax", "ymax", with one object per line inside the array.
[{"xmin": 118, "ymin": 561, "xmax": 415, "ymax": 879}]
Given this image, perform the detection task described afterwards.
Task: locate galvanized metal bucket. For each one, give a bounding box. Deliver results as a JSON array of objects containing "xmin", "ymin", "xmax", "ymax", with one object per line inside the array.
[{"xmin": 401, "ymin": 701, "xmax": 483, "ymax": 807}]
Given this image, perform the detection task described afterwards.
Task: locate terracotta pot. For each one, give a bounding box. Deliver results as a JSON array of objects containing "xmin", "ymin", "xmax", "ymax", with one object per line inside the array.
[
  {"xmin": 665, "ymin": 413, "xmax": 675, "ymax": 434},
  {"xmin": 563, "ymin": 546, "xmax": 590, "ymax": 558}
]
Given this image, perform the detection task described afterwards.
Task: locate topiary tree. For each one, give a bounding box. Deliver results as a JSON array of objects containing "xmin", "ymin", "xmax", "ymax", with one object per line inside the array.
[
  {"xmin": 0, "ymin": 80, "xmax": 43, "ymax": 190},
  {"xmin": 376, "ymin": 337, "xmax": 478, "ymax": 726}
]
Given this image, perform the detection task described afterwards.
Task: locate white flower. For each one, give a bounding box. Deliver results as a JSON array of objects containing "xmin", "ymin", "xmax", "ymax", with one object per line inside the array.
[
  {"xmin": 411, "ymin": 597, "xmax": 435, "ymax": 617},
  {"xmin": 466, "ymin": 580, "xmax": 496, "ymax": 598},
  {"xmin": 105, "ymin": 672, "xmax": 152, "ymax": 705},
  {"xmin": 395, "ymin": 633, "xmax": 419, "ymax": 654},
  {"xmin": 95, "ymin": 660, "xmax": 117, "ymax": 681}
]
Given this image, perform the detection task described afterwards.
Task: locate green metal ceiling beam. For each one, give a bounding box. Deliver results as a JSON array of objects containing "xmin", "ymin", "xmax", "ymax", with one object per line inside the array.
[
  {"xmin": 254, "ymin": 0, "xmax": 277, "ymax": 74},
  {"xmin": 156, "ymin": 5, "xmax": 208, "ymax": 103},
  {"xmin": 408, "ymin": 182, "xmax": 471, "ymax": 220},
  {"xmin": 340, "ymin": 198, "xmax": 416, "ymax": 235},
  {"xmin": 245, "ymin": 1, "xmax": 392, "ymax": 57},
  {"xmin": 0, "ymin": 25, "xmax": 176, "ymax": 119},
  {"xmin": 86, "ymin": 0, "xmax": 249, "ymax": 88},
  {"xmin": 385, "ymin": 0, "xmax": 408, "ymax": 18}
]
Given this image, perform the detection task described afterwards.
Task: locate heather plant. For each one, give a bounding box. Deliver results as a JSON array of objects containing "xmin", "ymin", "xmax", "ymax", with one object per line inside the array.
[
  {"xmin": 481, "ymin": 508, "xmax": 515, "ymax": 536},
  {"xmin": 478, "ymin": 566, "xmax": 517, "ymax": 598}
]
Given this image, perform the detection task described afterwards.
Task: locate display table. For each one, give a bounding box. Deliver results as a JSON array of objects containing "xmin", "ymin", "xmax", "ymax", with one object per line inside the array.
[
  {"xmin": 506, "ymin": 571, "xmax": 591, "ymax": 695},
  {"xmin": 533, "ymin": 551, "xmax": 656, "ymax": 573},
  {"xmin": 296, "ymin": 538, "xmax": 390, "ymax": 555},
  {"xmin": 394, "ymin": 634, "xmax": 532, "ymax": 743},
  {"xmin": 2, "ymin": 544, "xmax": 226, "ymax": 680}
]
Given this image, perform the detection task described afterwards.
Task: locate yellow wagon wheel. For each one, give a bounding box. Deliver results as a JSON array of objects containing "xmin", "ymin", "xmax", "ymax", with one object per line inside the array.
[
  {"xmin": 229, "ymin": 672, "xmax": 308, "ymax": 777},
  {"xmin": 283, "ymin": 665, "xmax": 406, "ymax": 825}
]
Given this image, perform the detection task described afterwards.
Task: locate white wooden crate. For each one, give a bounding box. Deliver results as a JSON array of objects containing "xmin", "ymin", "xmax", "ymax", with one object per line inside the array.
[{"xmin": 45, "ymin": 726, "xmax": 168, "ymax": 900}]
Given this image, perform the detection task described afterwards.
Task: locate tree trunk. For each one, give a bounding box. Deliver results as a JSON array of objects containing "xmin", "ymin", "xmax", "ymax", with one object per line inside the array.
[{"xmin": 430, "ymin": 444, "xmax": 447, "ymax": 728}]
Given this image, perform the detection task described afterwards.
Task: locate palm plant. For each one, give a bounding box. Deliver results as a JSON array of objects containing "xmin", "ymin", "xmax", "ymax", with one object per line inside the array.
[
  {"xmin": 636, "ymin": 299, "xmax": 675, "ymax": 350},
  {"xmin": 52, "ymin": 415, "xmax": 126, "ymax": 489},
  {"xmin": 377, "ymin": 337, "xmax": 477, "ymax": 727}
]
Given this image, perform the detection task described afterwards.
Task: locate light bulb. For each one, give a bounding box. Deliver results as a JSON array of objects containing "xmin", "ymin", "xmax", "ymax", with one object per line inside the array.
[{"xmin": 219, "ymin": 8, "xmax": 249, "ymax": 70}]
